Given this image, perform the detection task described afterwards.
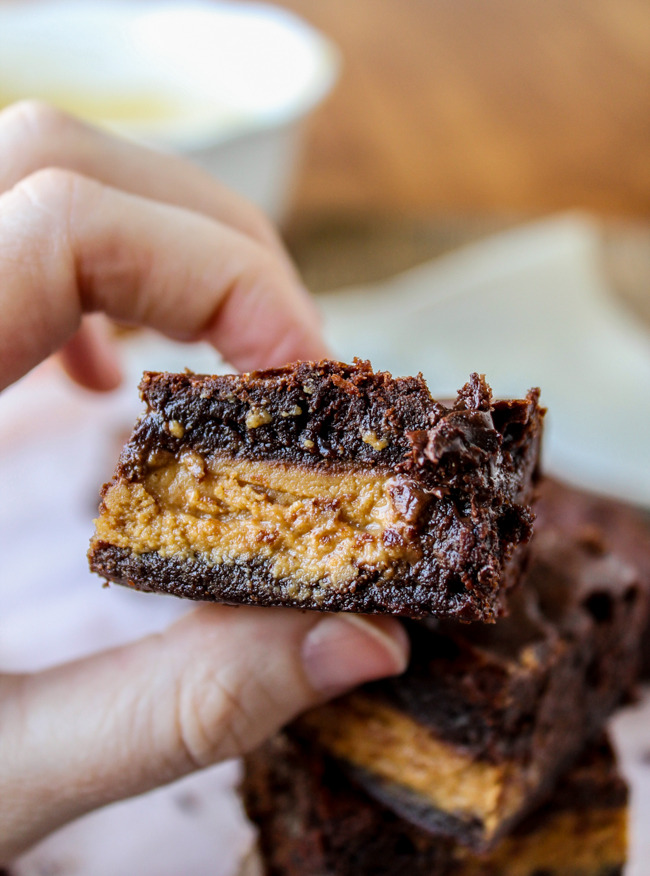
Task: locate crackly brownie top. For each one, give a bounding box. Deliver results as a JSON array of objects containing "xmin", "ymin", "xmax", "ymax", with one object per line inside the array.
[{"xmin": 119, "ymin": 360, "xmax": 543, "ymax": 498}]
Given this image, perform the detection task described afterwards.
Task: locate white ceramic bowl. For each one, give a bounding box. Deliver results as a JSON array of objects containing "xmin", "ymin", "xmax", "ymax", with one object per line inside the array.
[{"xmin": 0, "ymin": 0, "xmax": 339, "ymax": 220}]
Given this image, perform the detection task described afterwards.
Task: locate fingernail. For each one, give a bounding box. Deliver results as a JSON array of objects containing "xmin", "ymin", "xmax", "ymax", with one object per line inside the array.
[{"xmin": 301, "ymin": 614, "xmax": 409, "ymax": 697}]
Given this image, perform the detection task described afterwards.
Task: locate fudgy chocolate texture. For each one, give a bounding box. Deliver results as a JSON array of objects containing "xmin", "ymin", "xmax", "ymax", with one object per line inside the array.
[
  {"xmin": 292, "ymin": 521, "xmax": 645, "ymax": 848},
  {"xmin": 243, "ymin": 733, "xmax": 627, "ymax": 876},
  {"xmin": 126, "ymin": 361, "xmax": 540, "ymax": 473},
  {"xmin": 89, "ymin": 360, "xmax": 543, "ymax": 620}
]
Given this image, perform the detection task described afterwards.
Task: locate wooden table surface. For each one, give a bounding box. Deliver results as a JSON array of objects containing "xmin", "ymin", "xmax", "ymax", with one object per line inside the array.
[{"xmin": 275, "ymin": 0, "xmax": 650, "ymax": 222}]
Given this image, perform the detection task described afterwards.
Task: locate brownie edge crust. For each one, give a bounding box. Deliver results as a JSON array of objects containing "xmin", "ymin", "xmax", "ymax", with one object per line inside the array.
[{"xmin": 89, "ymin": 360, "xmax": 543, "ymax": 619}]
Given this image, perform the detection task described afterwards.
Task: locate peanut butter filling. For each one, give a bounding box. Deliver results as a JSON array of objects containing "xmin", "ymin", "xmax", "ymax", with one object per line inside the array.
[
  {"xmin": 298, "ymin": 695, "xmax": 527, "ymax": 837},
  {"xmin": 93, "ymin": 453, "xmax": 424, "ymax": 591}
]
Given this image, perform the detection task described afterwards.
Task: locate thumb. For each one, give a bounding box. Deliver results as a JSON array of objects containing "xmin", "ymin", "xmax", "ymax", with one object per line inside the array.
[{"xmin": 0, "ymin": 605, "xmax": 408, "ymax": 861}]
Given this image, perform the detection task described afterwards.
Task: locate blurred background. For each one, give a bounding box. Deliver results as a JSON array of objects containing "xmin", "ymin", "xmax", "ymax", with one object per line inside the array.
[
  {"xmin": 278, "ymin": 0, "xmax": 650, "ymax": 299},
  {"xmin": 283, "ymin": 0, "xmax": 650, "ymax": 218}
]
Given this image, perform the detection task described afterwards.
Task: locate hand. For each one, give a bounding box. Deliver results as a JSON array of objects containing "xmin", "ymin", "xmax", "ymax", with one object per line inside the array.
[{"xmin": 0, "ymin": 102, "xmax": 409, "ymax": 863}]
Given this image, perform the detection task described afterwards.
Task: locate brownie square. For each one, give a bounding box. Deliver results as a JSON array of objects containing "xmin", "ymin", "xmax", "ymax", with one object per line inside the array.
[{"xmin": 89, "ymin": 360, "xmax": 543, "ymax": 620}]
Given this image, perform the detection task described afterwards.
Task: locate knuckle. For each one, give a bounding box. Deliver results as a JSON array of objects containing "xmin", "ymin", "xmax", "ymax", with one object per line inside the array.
[
  {"xmin": 174, "ymin": 667, "xmax": 250, "ymax": 770},
  {"xmin": 13, "ymin": 166, "xmax": 78, "ymax": 212},
  {"xmin": 241, "ymin": 206, "xmax": 278, "ymax": 247},
  {"xmin": 0, "ymin": 99, "xmax": 73, "ymax": 144},
  {"xmin": 8, "ymin": 168, "xmax": 99, "ymax": 273},
  {"xmin": 249, "ymin": 241, "xmax": 273, "ymax": 273},
  {"xmin": 251, "ymin": 244, "xmax": 287, "ymax": 286}
]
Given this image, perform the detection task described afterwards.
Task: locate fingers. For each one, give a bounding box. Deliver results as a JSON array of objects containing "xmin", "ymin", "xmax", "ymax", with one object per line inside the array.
[
  {"xmin": 0, "ymin": 101, "xmax": 287, "ymax": 260},
  {"xmin": 0, "ymin": 168, "xmax": 329, "ymax": 391},
  {"xmin": 0, "ymin": 101, "xmax": 326, "ymax": 391},
  {"xmin": 57, "ymin": 314, "xmax": 123, "ymax": 392},
  {"xmin": 0, "ymin": 607, "xmax": 408, "ymax": 861}
]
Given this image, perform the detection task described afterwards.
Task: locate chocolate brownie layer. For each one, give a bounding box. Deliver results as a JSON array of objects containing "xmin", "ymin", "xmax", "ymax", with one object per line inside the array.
[
  {"xmin": 293, "ymin": 522, "xmax": 645, "ymax": 849},
  {"xmin": 243, "ymin": 733, "xmax": 628, "ymax": 876},
  {"xmin": 89, "ymin": 361, "xmax": 543, "ymax": 619}
]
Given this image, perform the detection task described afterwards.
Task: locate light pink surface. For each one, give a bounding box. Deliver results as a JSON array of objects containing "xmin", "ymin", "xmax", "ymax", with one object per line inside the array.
[{"xmin": 0, "ymin": 363, "xmax": 256, "ymax": 876}]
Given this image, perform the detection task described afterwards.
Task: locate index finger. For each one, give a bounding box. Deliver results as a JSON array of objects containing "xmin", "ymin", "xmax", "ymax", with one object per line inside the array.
[
  {"xmin": 0, "ymin": 168, "xmax": 329, "ymax": 391},
  {"xmin": 0, "ymin": 101, "xmax": 290, "ymax": 262}
]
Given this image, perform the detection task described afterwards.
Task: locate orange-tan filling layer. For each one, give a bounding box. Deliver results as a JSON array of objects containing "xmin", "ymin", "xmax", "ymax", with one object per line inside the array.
[
  {"xmin": 297, "ymin": 695, "xmax": 527, "ymax": 838},
  {"xmin": 93, "ymin": 453, "xmax": 422, "ymax": 591},
  {"xmin": 457, "ymin": 807, "xmax": 627, "ymax": 875}
]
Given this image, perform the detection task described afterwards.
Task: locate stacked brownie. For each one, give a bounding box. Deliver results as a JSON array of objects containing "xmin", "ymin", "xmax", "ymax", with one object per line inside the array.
[
  {"xmin": 244, "ymin": 733, "xmax": 628, "ymax": 876},
  {"xmin": 88, "ymin": 361, "xmax": 647, "ymax": 874},
  {"xmin": 245, "ymin": 498, "xmax": 644, "ymax": 873}
]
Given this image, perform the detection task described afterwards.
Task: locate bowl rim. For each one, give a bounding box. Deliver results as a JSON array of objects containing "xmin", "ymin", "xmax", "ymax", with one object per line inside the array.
[{"xmin": 0, "ymin": 0, "xmax": 342, "ymax": 148}]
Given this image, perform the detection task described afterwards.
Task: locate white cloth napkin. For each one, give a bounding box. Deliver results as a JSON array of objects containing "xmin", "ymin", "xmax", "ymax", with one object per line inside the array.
[{"xmin": 321, "ymin": 214, "xmax": 650, "ymax": 507}]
